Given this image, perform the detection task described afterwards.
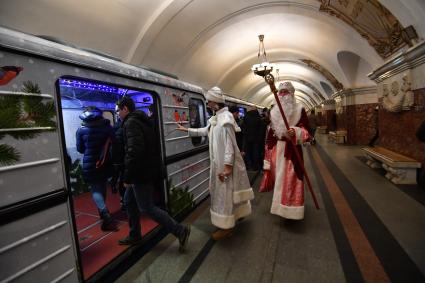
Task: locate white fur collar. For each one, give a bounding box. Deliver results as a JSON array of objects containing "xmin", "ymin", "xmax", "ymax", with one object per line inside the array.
[{"xmin": 216, "ymin": 107, "xmax": 239, "ymax": 131}]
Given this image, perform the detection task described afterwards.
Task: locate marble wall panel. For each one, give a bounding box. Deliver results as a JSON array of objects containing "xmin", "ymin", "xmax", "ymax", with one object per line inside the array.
[
  {"xmin": 379, "ymin": 88, "xmax": 425, "ymax": 166},
  {"xmin": 323, "ymin": 110, "xmax": 337, "ymax": 133},
  {"xmin": 355, "ymin": 104, "xmax": 378, "ymax": 145}
]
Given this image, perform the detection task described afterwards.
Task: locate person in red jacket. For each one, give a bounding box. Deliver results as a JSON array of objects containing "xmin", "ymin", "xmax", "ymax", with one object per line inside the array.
[{"xmin": 266, "ymin": 82, "xmax": 310, "ymax": 220}]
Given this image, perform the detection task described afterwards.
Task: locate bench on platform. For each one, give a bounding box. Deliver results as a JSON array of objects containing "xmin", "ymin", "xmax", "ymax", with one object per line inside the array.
[
  {"xmin": 328, "ymin": 130, "xmax": 347, "ymax": 144},
  {"xmin": 317, "ymin": 126, "xmax": 327, "ymax": 134},
  {"xmin": 362, "ymin": 146, "xmax": 421, "ymax": 184}
]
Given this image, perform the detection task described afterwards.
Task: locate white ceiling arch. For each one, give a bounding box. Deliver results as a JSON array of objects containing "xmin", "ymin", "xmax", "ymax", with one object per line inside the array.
[
  {"xmin": 2, "ymin": 0, "xmax": 422, "ymax": 107},
  {"xmin": 246, "ymin": 80, "xmax": 322, "ymax": 107}
]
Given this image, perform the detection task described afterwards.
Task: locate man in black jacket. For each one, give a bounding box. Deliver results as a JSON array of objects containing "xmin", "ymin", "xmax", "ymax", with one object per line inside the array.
[
  {"xmin": 242, "ymin": 106, "xmax": 266, "ymax": 170},
  {"xmin": 116, "ymin": 97, "xmax": 190, "ymax": 252}
]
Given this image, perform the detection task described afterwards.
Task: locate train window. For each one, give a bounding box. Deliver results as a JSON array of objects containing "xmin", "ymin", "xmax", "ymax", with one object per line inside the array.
[
  {"xmin": 238, "ymin": 107, "xmax": 247, "ymax": 118},
  {"xmin": 206, "ymin": 106, "xmax": 213, "ymax": 119},
  {"xmin": 58, "ymin": 78, "xmax": 154, "ymax": 166},
  {"xmin": 189, "ymin": 98, "xmax": 206, "ymax": 146}
]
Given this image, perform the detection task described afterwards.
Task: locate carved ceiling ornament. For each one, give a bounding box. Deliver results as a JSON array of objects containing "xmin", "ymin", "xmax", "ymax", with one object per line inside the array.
[
  {"xmin": 300, "ymin": 59, "xmax": 344, "ymax": 90},
  {"xmin": 381, "ymin": 74, "xmax": 414, "ymax": 112},
  {"xmin": 319, "ymin": 0, "xmax": 407, "ymax": 58}
]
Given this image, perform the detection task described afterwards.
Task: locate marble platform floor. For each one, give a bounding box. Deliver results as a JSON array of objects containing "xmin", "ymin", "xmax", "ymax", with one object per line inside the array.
[{"xmin": 114, "ymin": 133, "xmax": 425, "ymax": 283}]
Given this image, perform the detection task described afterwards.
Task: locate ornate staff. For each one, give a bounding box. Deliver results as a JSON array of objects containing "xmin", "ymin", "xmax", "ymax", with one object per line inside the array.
[{"xmin": 262, "ymin": 72, "xmax": 320, "ymax": 210}]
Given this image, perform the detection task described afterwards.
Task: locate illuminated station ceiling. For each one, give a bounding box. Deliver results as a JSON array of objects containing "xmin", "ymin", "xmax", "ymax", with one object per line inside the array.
[{"xmin": 1, "ymin": 0, "xmax": 424, "ymax": 108}]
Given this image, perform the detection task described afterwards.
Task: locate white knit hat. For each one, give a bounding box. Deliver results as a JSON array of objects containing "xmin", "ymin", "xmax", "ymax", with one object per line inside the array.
[
  {"xmin": 278, "ymin": 81, "xmax": 295, "ymax": 94},
  {"xmin": 205, "ymin": 86, "xmax": 225, "ymax": 103}
]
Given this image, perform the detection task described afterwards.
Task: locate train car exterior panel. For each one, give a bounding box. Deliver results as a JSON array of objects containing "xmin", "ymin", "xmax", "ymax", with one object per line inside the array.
[{"xmin": 0, "ymin": 203, "xmax": 79, "ymax": 283}]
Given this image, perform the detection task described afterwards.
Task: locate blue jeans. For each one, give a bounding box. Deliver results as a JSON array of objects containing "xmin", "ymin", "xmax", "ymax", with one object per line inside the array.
[
  {"xmin": 124, "ymin": 182, "xmax": 184, "ymax": 239},
  {"xmin": 89, "ymin": 181, "xmax": 108, "ymax": 214}
]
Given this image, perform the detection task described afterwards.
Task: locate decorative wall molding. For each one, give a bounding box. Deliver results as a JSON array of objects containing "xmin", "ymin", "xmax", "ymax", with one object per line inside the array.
[
  {"xmin": 332, "ymin": 86, "xmax": 377, "ymax": 98},
  {"xmin": 320, "ymin": 99, "xmax": 336, "ymax": 111},
  {"xmin": 381, "ymin": 74, "xmax": 414, "ymax": 112},
  {"xmin": 319, "ymin": 0, "xmax": 407, "ymax": 58},
  {"xmin": 368, "ymin": 41, "xmax": 425, "ymax": 84},
  {"xmin": 332, "ymin": 86, "xmax": 378, "ymax": 107},
  {"xmin": 300, "ymin": 59, "xmax": 344, "ymax": 90}
]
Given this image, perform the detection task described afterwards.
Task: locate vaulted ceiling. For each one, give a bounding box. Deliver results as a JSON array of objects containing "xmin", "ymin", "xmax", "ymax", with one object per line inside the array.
[{"xmin": 1, "ymin": 0, "xmax": 424, "ymax": 108}]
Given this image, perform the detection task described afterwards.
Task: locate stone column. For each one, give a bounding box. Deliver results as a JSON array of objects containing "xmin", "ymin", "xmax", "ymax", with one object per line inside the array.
[
  {"xmin": 320, "ymin": 100, "xmax": 336, "ymax": 133},
  {"xmin": 369, "ymin": 41, "xmax": 425, "ymax": 166},
  {"xmin": 333, "ymin": 87, "xmax": 378, "ymax": 145}
]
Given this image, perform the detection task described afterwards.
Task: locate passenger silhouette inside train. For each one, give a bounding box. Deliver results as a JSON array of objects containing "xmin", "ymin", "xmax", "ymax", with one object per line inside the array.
[{"xmin": 58, "ymin": 78, "xmax": 163, "ymax": 279}]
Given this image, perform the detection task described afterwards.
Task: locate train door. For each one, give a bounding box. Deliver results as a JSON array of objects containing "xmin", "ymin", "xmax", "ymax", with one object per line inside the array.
[
  {"xmin": 57, "ymin": 77, "xmax": 162, "ymax": 280},
  {"xmin": 0, "ymin": 75, "xmax": 79, "ymax": 281}
]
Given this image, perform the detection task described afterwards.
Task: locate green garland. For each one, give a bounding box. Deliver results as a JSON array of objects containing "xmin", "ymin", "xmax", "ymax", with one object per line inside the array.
[
  {"xmin": 0, "ymin": 81, "xmax": 56, "ymax": 166},
  {"xmin": 167, "ymin": 178, "xmax": 195, "ymax": 217},
  {"xmin": 68, "ymin": 158, "xmax": 90, "ymax": 195}
]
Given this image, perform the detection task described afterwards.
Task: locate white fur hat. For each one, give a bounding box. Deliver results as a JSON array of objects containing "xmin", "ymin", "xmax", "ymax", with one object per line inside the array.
[
  {"xmin": 278, "ymin": 81, "xmax": 295, "ymax": 94},
  {"xmin": 205, "ymin": 86, "xmax": 225, "ymax": 103}
]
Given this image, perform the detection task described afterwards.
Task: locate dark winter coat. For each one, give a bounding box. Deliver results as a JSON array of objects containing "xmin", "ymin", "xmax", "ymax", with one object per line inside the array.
[
  {"xmin": 242, "ymin": 109, "xmax": 265, "ymax": 144},
  {"xmin": 112, "ymin": 120, "xmax": 125, "ymax": 166},
  {"xmin": 122, "ymin": 110, "xmax": 159, "ymax": 184},
  {"xmin": 76, "ymin": 117, "xmax": 114, "ymax": 183}
]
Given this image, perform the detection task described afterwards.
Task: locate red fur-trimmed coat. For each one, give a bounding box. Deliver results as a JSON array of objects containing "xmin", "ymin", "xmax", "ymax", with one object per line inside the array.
[{"xmin": 266, "ymin": 107, "xmax": 310, "ymax": 220}]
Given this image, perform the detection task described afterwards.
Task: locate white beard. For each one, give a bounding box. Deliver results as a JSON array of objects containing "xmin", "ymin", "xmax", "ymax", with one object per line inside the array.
[{"xmin": 270, "ymin": 95, "xmax": 302, "ymax": 139}]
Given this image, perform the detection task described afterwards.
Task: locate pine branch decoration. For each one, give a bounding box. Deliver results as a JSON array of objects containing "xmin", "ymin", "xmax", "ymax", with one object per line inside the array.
[
  {"xmin": 0, "ymin": 80, "xmax": 56, "ymax": 166},
  {"xmin": 0, "ymin": 144, "xmax": 21, "ymax": 166},
  {"xmin": 21, "ymin": 81, "xmax": 56, "ymax": 128}
]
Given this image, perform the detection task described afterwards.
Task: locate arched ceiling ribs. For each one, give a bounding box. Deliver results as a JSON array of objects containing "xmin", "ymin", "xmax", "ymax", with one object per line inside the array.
[
  {"xmin": 247, "ymin": 80, "xmax": 321, "ymax": 107},
  {"xmin": 276, "ymin": 76, "xmax": 325, "ymax": 102},
  {"xmin": 295, "ymin": 94, "xmax": 314, "ymax": 109},
  {"xmin": 172, "ymin": 1, "xmax": 319, "ymax": 71},
  {"xmin": 126, "ymin": 0, "xmax": 198, "ymax": 64},
  {"xmin": 271, "ymin": 59, "xmax": 344, "ymax": 90},
  {"xmin": 297, "ymin": 89, "xmax": 318, "ymax": 106},
  {"xmin": 318, "ymin": 0, "xmax": 408, "ymax": 58},
  {"xmin": 243, "ymin": 75, "xmax": 325, "ymax": 105},
  {"xmin": 299, "ymin": 59, "xmax": 344, "ymax": 90},
  {"xmin": 261, "ymin": 94, "xmax": 275, "ymax": 107},
  {"xmin": 258, "ymin": 93, "xmax": 311, "ymax": 110}
]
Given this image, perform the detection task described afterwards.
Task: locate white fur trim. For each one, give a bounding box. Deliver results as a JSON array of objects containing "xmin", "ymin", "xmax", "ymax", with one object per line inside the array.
[
  {"xmin": 271, "ymin": 203, "xmax": 304, "ymax": 220},
  {"xmin": 233, "ymin": 188, "xmax": 254, "ymax": 204},
  {"xmin": 263, "ymin": 160, "xmax": 270, "ymax": 170},
  {"xmin": 188, "ymin": 128, "xmax": 200, "ymax": 137},
  {"xmin": 210, "ymin": 202, "xmax": 251, "ymax": 229},
  {"xmin": 210, "ymin": 209, "xmax": 235, "ymax": 229},
  {"xmin": 294, "ymin": 127, "xmax": 303, "ymax": 145}
]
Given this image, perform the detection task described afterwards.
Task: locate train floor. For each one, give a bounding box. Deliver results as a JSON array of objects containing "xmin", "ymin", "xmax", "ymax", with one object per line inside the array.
[
  {"xmin": 115, "ymin": 133, "xmax": 425, "ymax": 283},
  {"xmin": 73, "ymin": 191, "xmax": 158, "ymax": 279}
]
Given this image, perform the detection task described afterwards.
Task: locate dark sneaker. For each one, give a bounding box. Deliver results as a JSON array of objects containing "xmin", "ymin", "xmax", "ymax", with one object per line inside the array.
[
  {"xmin": 101, "ymin": 220, "xmax": 119, "ymax": 232},
  {"xmin": 118, "ymin": 236, "xmax": 142, "ymax": 246},
  {"xmin": 178, "ymin": 225, "xmax": 191, "ymax": 253}
]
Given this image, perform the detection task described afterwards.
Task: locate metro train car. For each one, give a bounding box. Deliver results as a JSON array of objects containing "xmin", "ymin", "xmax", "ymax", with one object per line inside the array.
[
  {"xmin": 0, "ymin": 27, "xmax": 212, "ymax": 282},
  {"xmin": 224, "ymin": 94, "xmax": 264, "ymax": 119}
]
